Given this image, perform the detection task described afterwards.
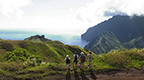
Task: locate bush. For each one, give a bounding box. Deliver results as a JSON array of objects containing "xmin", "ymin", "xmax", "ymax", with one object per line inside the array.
[
  {"xmin": 4, "ymin": 48, "xmax": 30, "ymax": 62},
  {"xmin": 0, "ymin": 41, "xmax": 14, "ymax": 51},
  {"xmin": 0, "ymin": 54, "xmax": 5, "ymax": 62},
  {"xmin": 104, "ymin": 52, "xmax": 130, "ymax": 68},
  {"xmin": 0, "ymin": 62, "xmax": 24, "ymax": 72},
  {"xmin": 4, "ymin": 48, "xmax": 43, "ymax": 67},
  {"xmin": 102, "ymin": 48, "xmax": 144, "ymax": 69},
  {"xmin": 123, "ymin": 49, "xmax": 144, "ymax": 61}
]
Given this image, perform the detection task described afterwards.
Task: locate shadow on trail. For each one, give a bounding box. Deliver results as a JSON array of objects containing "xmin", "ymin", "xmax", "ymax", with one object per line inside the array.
[
  {"xmin": 66, "ymin": 71, "xmax": 71, "ymax": 80},
  {"xmin": 89, "ymin": 69, "xmax": 97, "ymax": 80},
  {"xmin": 80, "ymin": 69, "xmax": 89, "ymax": 80},
  {"xmin": 66, "ymin": 68, "xmax": 97, "ymax": 80},
  {"xmin": 74, "ymin": 69, "xmax": 80, "ymax": 80}
]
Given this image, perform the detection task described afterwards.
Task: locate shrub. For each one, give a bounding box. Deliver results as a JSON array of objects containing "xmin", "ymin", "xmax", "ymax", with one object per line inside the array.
[
  {"xmin": 4, "ymin": 48, "xmax": 43, "ymax": 67},
  {"xmin": 105, "ymin": 52, "xmax": 130, "ymax": 68},
  {"xmin": 4, "ymin": 48, "xmax": 30, "ymax": 62},
  {"xmin": 0, "ymin": 62, "xmax": 24, "ymax": 72},
  {"xmin": 103, "ymin": 48, "xmax": 144, "ymax": 69},
  {"xmin": 0, "ymin": 54, "xmax": 5, "ymax": 62},
  {"xmin": 123, "ymin": 49, "xmax": 144, "ymax": 61},
  {"xmin": 0, "ymin": 41, "xmax": 14, "ymax": 51}
]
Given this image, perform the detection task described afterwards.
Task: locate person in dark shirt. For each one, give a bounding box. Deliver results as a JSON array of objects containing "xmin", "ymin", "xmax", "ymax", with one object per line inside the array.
[{"xmin": 73, "ymin": 52, "xmax": 79, "ymax": 69}]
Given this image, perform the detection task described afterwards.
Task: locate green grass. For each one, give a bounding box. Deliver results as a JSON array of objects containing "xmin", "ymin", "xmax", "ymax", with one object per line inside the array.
[
  {"xmin": 0, "ymin": 54, "xmax": 5, "ymax": 62},
  {"xmin": 93, "ymin": 48, "xmax": 144, "ymax": 70},
  {"xmin": 0, "ymin": 39, "xmax": 92, "ymax": 79},
  {"xmin": 1, "ymin": 39, "xmax": 144, "ymax": 79},
  {"xmin": 0, "ymin": 40, "xmax": 90, "ymax": 63}
]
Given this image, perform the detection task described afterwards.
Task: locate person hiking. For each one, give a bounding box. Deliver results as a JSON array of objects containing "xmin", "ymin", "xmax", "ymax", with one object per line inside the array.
[
  {"xmin": 73, "ymin": 52, "xmax": 79, "ymax": 69},
  {"xmin": 87, "ymin": 52, "xmax": 92, "ymax": 68},
  {"xmin": 80, "ymin": 52, "xmax": 86, "ymax": 69},
  {"xmin": 64, "ymin": 55, "xmax": 71, "ymax": 71}
]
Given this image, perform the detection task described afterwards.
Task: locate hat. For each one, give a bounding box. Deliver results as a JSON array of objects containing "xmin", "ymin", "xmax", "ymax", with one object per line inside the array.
[
  {"xmin": 80, "ymin": 52, "xmax": 84, "ymax": 55},
  {"xmin": 66, "ymin": 55, "xmax": 69, "ymax": 57}
]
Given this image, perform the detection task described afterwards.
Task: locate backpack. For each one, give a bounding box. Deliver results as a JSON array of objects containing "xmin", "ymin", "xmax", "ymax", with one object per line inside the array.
[
  {"xmin": 66, "ymin": 58, "xmax": 70, "ymax": 64},
  {"xmin": 74, "ymin": 54, "xmax": 77, "ymax": 61},
  {"xmin": 81, "ymin": 56, "xmax": 86, "ymax": 62}
]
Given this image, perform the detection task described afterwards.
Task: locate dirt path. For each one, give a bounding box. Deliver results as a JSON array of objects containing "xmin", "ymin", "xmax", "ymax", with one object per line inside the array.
[{"xmin": 63, "ymin": 66, "xmax": 144, "ymax": 80}]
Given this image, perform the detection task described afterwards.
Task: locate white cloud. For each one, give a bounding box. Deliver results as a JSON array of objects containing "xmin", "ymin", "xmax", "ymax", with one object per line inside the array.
[
  {"xmin": 74, "ymin": 0, "xmax": 144, "ymax": 26},
  {"xmin": 0, "ymin": 0, "xmax": 144, "ymax": 36},
  {"xmin": 0, "ymin": 0, "xmax": 31, "ymax": 18}
]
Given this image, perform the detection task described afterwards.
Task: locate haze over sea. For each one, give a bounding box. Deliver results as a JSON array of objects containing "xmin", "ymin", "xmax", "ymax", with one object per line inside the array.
[{"xmin": 0, "ymin": 30, "xmax": 87, "ymax": 48}]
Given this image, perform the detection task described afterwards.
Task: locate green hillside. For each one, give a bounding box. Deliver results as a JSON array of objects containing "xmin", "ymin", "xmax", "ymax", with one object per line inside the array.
[
  {"xmin": 84, "ymin": 31, "xmax": 121, "ymax": 54},
  {"xmin": 82, "ymin": 15, "xmax": 144, "ymax": 43},
  {"xmin": 1, "ymin": 42, "xmax": 144, "ymax": 79},
  {"xmin": 82, "ymin": 15, "xmax": 144, "ymax": 54},
  {"xmin": 0, "ymin": 35, "xmax": 97, "ymax": 79},
  {"xmin": 1, "ymin": 35, "xmax": 144, "ymax": 79},
  {"xmin": 0, "ymin": 40, "xmax": 90, "ymax": 63},
  {"xmin": 24, "ymin": 35, "xmax": 51, "ymax": 42},
  {"xmin": 123, "ymin": 36, "xmax": 144, "ymax": 49},
  {"xmin": 84, "ymin": 31, "xmax": 144, "ymax": 54}
]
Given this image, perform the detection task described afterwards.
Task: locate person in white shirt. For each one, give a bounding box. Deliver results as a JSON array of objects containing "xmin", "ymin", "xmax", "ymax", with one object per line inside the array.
[
  {"xmin": 87, "ymin": 52, "xmax": 92, "ymax": 68},
  {"xmin": 64, "ymin": 55, "xmax": 71, "ymax": 71}
]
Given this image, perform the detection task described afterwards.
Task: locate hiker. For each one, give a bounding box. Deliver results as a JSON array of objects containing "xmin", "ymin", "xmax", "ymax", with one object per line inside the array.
[
  {"xmin": 80, "ymin": 52, "xmax": 86, "ymax": 69},
  {"xmin": 73, "ymin": 52, "xmax": 79, "ymax": 69},
  {"xmin": 64, "ymin": 55, "xmax": 71, "ymax": 71},
  {"xmin": 87, "ymin": 52, "xmax": 92, "ymax": 68}
]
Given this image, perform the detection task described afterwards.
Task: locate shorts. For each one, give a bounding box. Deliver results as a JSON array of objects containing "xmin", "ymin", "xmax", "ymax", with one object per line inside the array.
[
  {"xmin": 74, "ymin": 60, "xmax": 78, "ymax": 64},
  {"xmin": 80, "ymin": 62, "xmax": 84, "ymax": 65},
  {"xmin": 66, "ymin": 64, "xmax": 70, "ymax": 67},
  {"xmin": 89, "ymin": 59, "xmax": 92, "ymax": 62}
]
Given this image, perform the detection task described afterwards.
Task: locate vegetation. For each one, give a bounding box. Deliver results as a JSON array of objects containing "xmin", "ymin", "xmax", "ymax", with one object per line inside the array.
[
  {"xmin": 4, "ymin": 48, "xmax": 42, "ymax": 67},
  {"xmin": 84, "ymin": 31, "xmax": 121, "ymax": 54},
  {"xmin": 24, "ymin": 35, "xmax": 51, "ymax": 42},
  {"xmin": 82, "ymin": 15, "xmax": 144, "ymax": 42},
  {"xmin": 82, "ymin": 15, "xmax": 144, "ymax": 54},
  {"xmin": 84, "ymin": 31, "xmax": 144, "ymax": 54},
  {"xmin": 1, "ymin": 47, "xmax": 144, "ymax": 79},
  {"xmin": 0, "ymin": 37, "xmax": 91, "ymax": 79},
  {"xmin": 1, "ymin": 35, "xmax": 144, "ymax": 79}
]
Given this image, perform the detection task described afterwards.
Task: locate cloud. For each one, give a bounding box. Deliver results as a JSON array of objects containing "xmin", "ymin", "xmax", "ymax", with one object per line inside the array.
[
  {"xmin": 104, "ymin": 9, "xmax": 127, "ymax": 17},
  {"xmin": 0, "ymin": 30, "xmax": 36, "ymax": 34},
  {"xmin": 1, "ymin": 0, "xmax": 144, "ymax": 36},
  {"xmin": 76, "ymin": 13, "xmax": 83, "ymax": 22},
  {"xmin": 75, "ymin": 0, "xmax": 144, "ymax": 25},
  {"xmin": 0, "ymin": 0, "xmax": 31, "ymax": 18}
]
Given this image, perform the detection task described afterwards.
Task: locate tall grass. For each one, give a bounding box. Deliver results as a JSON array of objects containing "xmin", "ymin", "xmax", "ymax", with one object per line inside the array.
[
  {"xmin": 0, "ymin": 54, "xmax": 5, "ymax": 62},
  {"xmin": 1, "ymin": 39, "xmax": 144, "ymax": 79},
  {"xmin": 92, "ymin": 48, "xmax": 144, "ymax": 70}
]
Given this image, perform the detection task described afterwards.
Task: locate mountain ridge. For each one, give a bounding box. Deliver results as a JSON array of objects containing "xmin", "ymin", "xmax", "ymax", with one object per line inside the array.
[
  {"xmin": 82, "ymin": 15, "xmax": 144, "ymax": 54},
  {"xmin": 24, "ymin": 35, "xmax": 51, "ymax": 42},
  {"xmin": 82, "ymin": 15, "xmax": 144, "ymax": 43},
  {"xmin": 84, "ymin": 31, "xmax": 121, "ymax": 54}
]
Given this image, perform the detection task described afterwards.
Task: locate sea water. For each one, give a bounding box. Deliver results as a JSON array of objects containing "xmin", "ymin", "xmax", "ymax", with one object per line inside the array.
[{"xmin": 0, "ymin": 31, "xmax": 87, "ymax": 48}]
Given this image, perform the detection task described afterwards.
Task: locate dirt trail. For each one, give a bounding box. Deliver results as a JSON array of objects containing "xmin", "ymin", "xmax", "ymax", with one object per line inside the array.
[{"xmin": 63, "ymin": 65, "xmax": 144, "ymax": 80}]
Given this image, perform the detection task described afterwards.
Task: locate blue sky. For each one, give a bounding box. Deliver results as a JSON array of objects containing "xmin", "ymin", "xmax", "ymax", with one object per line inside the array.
[{"xmin": 0, "ymin": 0, "xmax": 144, "ymax": 37}]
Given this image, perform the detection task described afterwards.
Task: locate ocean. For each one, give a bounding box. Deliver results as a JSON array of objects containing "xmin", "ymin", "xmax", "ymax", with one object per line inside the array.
[{"xmin": 0, "ymin": 32, "xmax": 87, "ymax": 48}]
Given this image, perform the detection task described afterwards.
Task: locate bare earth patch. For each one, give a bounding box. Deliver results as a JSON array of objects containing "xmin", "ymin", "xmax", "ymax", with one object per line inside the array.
[{"xmin": 60, "ymin": 65, "xmax": 144, "ymax": 80}]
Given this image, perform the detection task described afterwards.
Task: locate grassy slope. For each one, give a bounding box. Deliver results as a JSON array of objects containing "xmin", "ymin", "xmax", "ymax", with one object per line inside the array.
[
  {"xmin": 1, "ymin": 39, "xmax": 144, "ymax": 79},
  {"xmin": 0, "ymin": 39, "xmax": 95, "ymax": 79},
  {"xmin": 84, "ymin": 31, "xmax": 121, "ymax": 54},
  {"xmin": 0, "ymin": 40, "xmax": 91, "ymax": 63}
]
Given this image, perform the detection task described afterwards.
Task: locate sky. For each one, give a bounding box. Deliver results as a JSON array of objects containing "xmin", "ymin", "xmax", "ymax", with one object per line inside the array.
[{"xmin": 0, "ymin": 0, "xmax": 144, "ymax": 36}]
